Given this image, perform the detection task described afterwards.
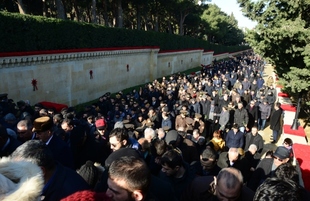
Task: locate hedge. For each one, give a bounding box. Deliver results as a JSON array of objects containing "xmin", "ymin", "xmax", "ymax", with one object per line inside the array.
[{"xmin": 0, "ymin": 11, "xmax": 249, "ymax": 54}]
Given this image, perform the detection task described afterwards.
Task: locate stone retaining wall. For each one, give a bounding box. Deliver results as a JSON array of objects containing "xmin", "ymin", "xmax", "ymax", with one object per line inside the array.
[{"xmin": 0, "ymin": 47, "xmax": 248, "ymax": 106}]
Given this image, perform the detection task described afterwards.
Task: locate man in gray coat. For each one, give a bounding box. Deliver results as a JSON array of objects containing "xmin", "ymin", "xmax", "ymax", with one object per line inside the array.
[
  {"xmin": 234, "ymin": 103, "xmax": 249, "ymax": 133},
  {"xmin": 218, "ymin": 106, "xmax": 230, "ymax": 131},
  {"xmin": 258, "ymin": 99, "xmax": 271, "ymax": 131}
]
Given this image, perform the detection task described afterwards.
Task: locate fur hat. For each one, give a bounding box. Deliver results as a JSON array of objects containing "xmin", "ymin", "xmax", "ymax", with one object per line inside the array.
[
  {"xmin": 32, "ymin": 116, "xmax": 53, "ymax": 132},
  {"xmin": 0, "ymin": 157, "xmax": 44, "ymax": 201}
]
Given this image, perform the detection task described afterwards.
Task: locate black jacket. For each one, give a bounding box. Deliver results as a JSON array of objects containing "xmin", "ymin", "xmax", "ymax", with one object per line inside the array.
[
  {"xmin": 270, "ymin": 108, "xmax": 282, "ymax": 131},
  {"xmin": 244, "ymin": 132, "xmax": 264, "ymax": 159},
  {"xmin": 246, "ymin": 104, "xmax": 258, "ymax": 129},
  {"xmin": 48, "ymin": 135, "xmax": 74, "ymax": 169},
  {"xmin": 217, "ymin": 152, "xmax": 251, "ymax": 182},
  {"xmin": 0, "ymin": 136, "xmax": 22, "ymax": 157},
  {"xmin": 42, "ymin": 163, "xmax": 90, "ymax": 201}
]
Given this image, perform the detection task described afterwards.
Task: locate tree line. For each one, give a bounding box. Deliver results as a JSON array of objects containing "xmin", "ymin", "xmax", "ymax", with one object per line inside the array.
[
  {"xmin": 1, "ymin": 0, "xmax": 244, "ymax": 46},
  {"xmin": 238, "ymin": 0, "xmax": 310, "ymax": 125}
]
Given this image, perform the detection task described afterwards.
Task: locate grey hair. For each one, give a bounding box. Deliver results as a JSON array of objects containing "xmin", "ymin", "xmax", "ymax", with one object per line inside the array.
[
  {"xmin": 144, "ymin": 128, "xmax": 156, "ymax": 139},
  {"xmin": 249, "ymin": 144, "xmax": 258, "ymax": 152}
]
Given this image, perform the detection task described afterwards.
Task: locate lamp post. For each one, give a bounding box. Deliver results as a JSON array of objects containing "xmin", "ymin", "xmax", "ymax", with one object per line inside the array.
[{"xmin": 291, "ymin": 92, "xmax": 302, "ymax": 130}]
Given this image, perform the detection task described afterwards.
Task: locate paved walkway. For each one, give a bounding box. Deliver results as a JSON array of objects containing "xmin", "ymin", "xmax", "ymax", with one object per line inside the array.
[{"xmin": 259, "ymin": 64, "xmax": 277, "ymax": 155}]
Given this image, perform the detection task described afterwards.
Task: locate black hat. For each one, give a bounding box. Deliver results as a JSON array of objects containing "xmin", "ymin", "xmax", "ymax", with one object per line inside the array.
[
  {"xmin": 274, "ymin": 146, "xmax": 291, "ymax": 159},
  {"xmin": 17, "ymin": 100, "xmax": 26, "ymax": 108}
]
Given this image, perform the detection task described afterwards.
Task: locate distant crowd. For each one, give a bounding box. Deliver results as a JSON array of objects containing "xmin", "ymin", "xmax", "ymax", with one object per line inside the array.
[{"xmin": 0, "ymin": 50, "xmax": 308, "ymax": 201}]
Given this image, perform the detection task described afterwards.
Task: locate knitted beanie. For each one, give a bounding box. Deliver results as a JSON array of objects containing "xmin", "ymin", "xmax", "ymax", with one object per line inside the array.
[
  {"xmin": 60, "ymin": 190, "xmax": 111, "ymax": 201},
  {"xmin": 77, "ymin": 161, "xmax": 98, "ymax": 188}
]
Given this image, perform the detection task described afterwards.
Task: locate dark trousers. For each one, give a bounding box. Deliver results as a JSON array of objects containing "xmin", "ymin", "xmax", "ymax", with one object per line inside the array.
[{"xmin": 205, "ymin": 120, "xmax": 219, "ymax": 140}]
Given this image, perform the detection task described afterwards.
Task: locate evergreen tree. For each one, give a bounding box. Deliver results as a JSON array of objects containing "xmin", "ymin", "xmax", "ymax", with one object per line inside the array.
[{"xmin": 238, "ymin": 0, "xmax": 310, "ymax": 115}]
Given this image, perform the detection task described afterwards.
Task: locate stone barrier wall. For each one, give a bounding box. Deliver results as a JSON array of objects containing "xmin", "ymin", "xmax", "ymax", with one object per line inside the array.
[{"xmin": 0, "ymin": 47, "xmax": 248, "ymax": 106}]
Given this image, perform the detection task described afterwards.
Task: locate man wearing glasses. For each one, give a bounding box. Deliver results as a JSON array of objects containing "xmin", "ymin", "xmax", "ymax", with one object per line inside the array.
[
  {"xmin": 109, "ymin": 128, "xmax": 140, "ymax": 152},
  {"xmin": 247, "ymin": 146, "xmax": 294, "ymax": 191}
]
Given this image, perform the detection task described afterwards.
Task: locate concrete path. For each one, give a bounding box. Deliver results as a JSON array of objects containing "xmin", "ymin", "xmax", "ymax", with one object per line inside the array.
[{"xmin": 259, "ymin": 64, "xmax": 278, "ymax": 155}]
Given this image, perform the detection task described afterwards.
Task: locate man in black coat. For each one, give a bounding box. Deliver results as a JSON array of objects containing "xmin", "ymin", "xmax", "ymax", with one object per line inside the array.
[
  {"xmin": 61, "ymin": 118, "xmax": 92, "ymax": 168},
  {"xmin": 0, "ymin": 124, "xmax": 22, "ymax": 157},
  {"xmin": 217, "ymin": 147, "xmax": 251, "ymax": 183},
  {"xmin": 270, "ymin": 102, "xmax": 283, "ymax": 143},
  {"xmin": 246, "ymin": 101, "xmax": 258, "ymax": 130},
  {"xmin": 33, "ymin": 116, "xmax": 74, "ymax": 169},
  {"xmin": 11, "ymin": 140, "xmax": 90, "ymax": 201},
  {"xmin": 244, "ymin": 126, "xmax": 264, "ymax": 159}
]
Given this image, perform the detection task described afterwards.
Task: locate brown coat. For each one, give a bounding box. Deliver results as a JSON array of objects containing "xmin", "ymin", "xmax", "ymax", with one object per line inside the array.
[
  {"xmin": 175, "ymin": 115, "xmax": 187, "ymax": 130},
  {"xmin": 193, "ymin": 119, "xmax": 205, "ymax": 134}
]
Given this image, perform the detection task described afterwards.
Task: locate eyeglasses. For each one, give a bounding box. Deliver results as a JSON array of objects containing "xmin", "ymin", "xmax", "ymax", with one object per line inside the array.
[{"xmin": 272, "ymin": 155, "xmax": 283, "ymax": 162}]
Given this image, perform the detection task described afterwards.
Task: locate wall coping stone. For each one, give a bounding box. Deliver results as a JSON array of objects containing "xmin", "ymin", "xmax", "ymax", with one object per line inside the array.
[
  {"xmin": 0, "ymin": 48, "xmax": 160, "ymax": 68},
  {"xmin": 158, "ymin": 49, "xmax": 204, "ymax": 57}
]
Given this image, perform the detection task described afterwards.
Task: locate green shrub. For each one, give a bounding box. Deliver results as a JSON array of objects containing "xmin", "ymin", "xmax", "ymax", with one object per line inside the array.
[{"xmin": 0, "ymin": 11, "xmax": 249, "ymax": 54}]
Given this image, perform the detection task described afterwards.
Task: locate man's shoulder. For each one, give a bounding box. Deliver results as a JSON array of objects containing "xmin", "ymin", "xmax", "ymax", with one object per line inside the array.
[
  {"xmin": 227, "ymin": 130, "xmax": 234, "ymax": 134},
  {"xmin": 236, "ymin": 131, "xmax": 244, "ymax": 136},
  {"xmin": 240, "ymin": 185, "xmax": 255, "ymax": 200},
  {"xmin": 257, "ymin": 158, "xmax": 273, "ymax": 168},
  {"xmin": 8, "ymin": 137, "xmax": 22, "ymax": 149},
  {"xmin": 56, "ymin": 164, "xmax": 90, "ymax": 188},
  {"xmin": 183, "ymin": 138, "xmax": 195, "ymax": 146},
  {"xmin": 191, "ymin": 175, "xmax": 214, "ymax": 187},
  {"xmin": 49, "ymin": 135, "xmax": 68, "ymax": 148},
  {"xmin": 45, "ymin": 164, "xmax": 90, "ymax": 200},
  {"xmin": 255, "ymin": 134, "xmax": 263, "ymax": 140}
]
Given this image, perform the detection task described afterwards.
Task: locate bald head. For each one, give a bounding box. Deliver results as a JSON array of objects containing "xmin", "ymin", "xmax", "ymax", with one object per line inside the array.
[{"xmin": 216, "ymin": 167, "xmax": 243, "ymax": 201}]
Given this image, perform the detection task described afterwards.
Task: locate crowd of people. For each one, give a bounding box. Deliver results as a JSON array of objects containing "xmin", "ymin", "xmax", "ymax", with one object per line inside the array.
[{"xmin": 0, "ymin": 51, "xmax": 309, "ymax": 201}]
